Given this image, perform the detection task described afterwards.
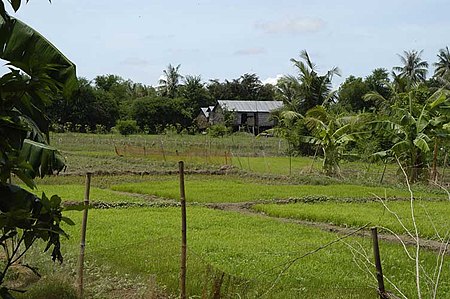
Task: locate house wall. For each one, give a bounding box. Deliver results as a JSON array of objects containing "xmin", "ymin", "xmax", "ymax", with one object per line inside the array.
[
  {"xmin": 195, "ymin": 114, "xmax": 209, "ymax": 129},
  {"xmin": 209, "ymin": 106, "xmax": 224, "ymax": 125},
  {"xmin": 234, "ymin": 112, "xmax": 273, "ymax": 127},
  {"xmin": 209, "ymin": 105, "xmax": 276, "ymax": 131}
]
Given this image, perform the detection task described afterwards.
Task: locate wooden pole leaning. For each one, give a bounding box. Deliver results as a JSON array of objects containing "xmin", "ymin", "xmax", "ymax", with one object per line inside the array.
[
  {"xmin": 179, "ymin": 161, "xmax": 187, "ymax": 299},
  {"xmin": 371, "ymin": 227, "xmax": 388, "ymax": 299},
  {"xmin": 77, "ymin": 172, "xmax": 92, "ymax": 298}
]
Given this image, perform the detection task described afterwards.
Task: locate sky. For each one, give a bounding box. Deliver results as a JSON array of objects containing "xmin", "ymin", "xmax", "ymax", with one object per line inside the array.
[{"xmin": 7, "ymin": 0, "xmax": 450, "ymax": 87}]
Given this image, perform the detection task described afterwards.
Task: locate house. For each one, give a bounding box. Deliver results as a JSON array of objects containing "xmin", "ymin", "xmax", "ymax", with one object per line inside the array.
[
  {"xmin": 194, "ymin": 105, "xmax": 216, "ymax": 130},
  {"xmin": 213, "ymin": 100, "xmax": 283, "ymax": 134}
]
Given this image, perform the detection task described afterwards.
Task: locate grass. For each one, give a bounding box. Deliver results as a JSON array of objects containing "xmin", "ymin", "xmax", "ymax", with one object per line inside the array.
[
  {"xmin": 16, "ymin": 132, "xmax": 449, "ymax": 298},
  {"xmin": 25, "ymin": 184, "xmax": 144, "ymax": 203},
  {"xmin": 51, "ymin": 132, "xmax": 407, "ymax": 183},
  {"xmin": 253, "ymin": 200, "xmax": 450, "ymax": 239},
  {"xmin": 110, "ymin": 175, "xmax": 447, "ymax": 203},
  {"xmin": 47, "ymin": 206, "xmax": 449, "ymax": 298}
]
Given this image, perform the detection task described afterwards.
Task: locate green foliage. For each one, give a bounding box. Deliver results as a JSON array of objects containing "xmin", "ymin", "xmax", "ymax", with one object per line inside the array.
[
  {"xmin": 15, "ymin": 275, "xmax": 78, "ymax": 299},
  {"xmin": 158, "ymin": 64, "xmax": 183, "ymax": 98},
  {"xmin": 57, "ymin": 207, "xmax": 449, "ymax": 298},
  {"xmin": 131, "ymin": 96, "xmax": 193, "ymax": 133},
  {"xmin": 207, "ymin": 73, "xmax": 275, "ymax": 102},
  {"xmin": 278, "ymin": 50, "xmax": 340, "ymax": 114},
  {"xmin": 111, "ymin": 175, "xmax": 444, "ymax": 203},
  {"xmin": 0, "ymin": 3, "xmax": 76, "ymax": 295},
  {"xmin": 276, "ymin": 105, "xmax": 370, "ymax": 176},
  {"xmin": 373, "ymin": 87, "xmax": 450, "ymax": 181},
  {"xmin": 337, "ymin": 76, "xmax": 370, "ymax": 111},
  {"xmin": 207, "ymin": 124, "xmax": 229, "ymax": 137},
  {"xmin": 115, "ymin": 119, "xmax": 138, "ymax": 136},
  {"xmin": 179, "ymin": 75, "xmax": 214, "ymax": 112},
  {"xmin": 393, "ymin": 49, "xmax": 429, "ymax": 88},
  {"xmin": 254, "ymin": 200, "xmax": 450, "ymax": 239}
]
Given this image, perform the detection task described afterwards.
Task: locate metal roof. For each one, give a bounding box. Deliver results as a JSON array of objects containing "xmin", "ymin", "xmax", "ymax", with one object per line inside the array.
[{"xmin": 217, "ymin": 100, "xmax": 283, "ymax": 113}]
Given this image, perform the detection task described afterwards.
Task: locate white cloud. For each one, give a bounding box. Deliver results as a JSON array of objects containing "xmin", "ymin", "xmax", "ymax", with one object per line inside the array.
[
  {"xmin": 234, "ymin": 47, "xmax": 266, "ymax": 56},
  {"xmin": 262, "ymin": 74, "xmax": 284, "ymax": 85},
  {"xmin": 255, "ymin": 17, "xmax": 325, "ymax": 34}
]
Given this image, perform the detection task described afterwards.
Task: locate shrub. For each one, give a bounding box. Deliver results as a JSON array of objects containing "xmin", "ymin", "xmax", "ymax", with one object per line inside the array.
[
  {"xmin": 207, "ymin": 124, "xmax": 229, "ymax": 137},
  {"xmin": 116, "ymin": 120, "xmax": 138, "ymax": 136}
]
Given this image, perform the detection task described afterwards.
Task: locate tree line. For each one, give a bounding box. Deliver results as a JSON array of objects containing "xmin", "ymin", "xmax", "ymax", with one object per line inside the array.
[
  {"xmin": 45, "ymin": 48, "xmax": 450, "ymax": 137},
  {"xmin": 46, "ymin": 69, "xmax": 277, "ymax": 134}
]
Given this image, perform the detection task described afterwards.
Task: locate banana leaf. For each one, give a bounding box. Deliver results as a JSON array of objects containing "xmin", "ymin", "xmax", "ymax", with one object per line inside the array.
[
  {"xmin": 0, "ymin": 16, "xmax": 77, "ymax": 98},
  {"xmin": 19, "ymin": 139, "xmax": 65, "ymax": 179}
]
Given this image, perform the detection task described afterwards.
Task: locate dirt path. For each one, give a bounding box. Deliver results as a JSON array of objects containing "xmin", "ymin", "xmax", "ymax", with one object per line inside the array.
[{"xmin": 205, "ymin": 201, "xmax": 450, "ymax": 255}]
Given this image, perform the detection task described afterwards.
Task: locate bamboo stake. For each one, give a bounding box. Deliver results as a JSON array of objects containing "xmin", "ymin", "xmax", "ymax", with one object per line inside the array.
[
  {"xmin": 371, "ymin": 227, "xmax": 388, "ymax": 299},
  {"xmin": 441, "ymin": 151, "xmax": 448, "ymax": 186},
  {"xmin": 288, "ymin": 143, "xmax": 292, "ymax": 176},
  {"xmin": 160, "ymin": 139, "xmax": 166, "ymax": 162},
  {"xmin": 380, "ymin": 161, "xmax": 387, "ymax": 184},
  {"xmin": 77, "ymin": 172, "xmax": 92, "ymax": 298},
  {"xmin": 179, "ymin": 161, "xmax": 187, "ymax": 299}
]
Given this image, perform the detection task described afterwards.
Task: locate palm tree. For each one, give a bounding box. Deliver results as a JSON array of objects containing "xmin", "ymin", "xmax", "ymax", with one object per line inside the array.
[
  {"xmin": 393, "ymin": 50, "xmax": 429, "ymax": 88},
  {"xmin": 281, "ymin": 50, "xmax": 340, "ymax": 114},
  {"xmin": 158, "ymin": 64, "xmax": 183, "ymax": 98},
  {"xmin": 434, "ymin": 46, "xmax": 450, "ymax": 83},
  {"xmin": 276, "ymin": 75, "xmax": 302, "ymax": 111}
]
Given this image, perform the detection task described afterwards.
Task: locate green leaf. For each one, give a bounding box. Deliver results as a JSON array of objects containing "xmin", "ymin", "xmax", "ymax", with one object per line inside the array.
[
  {"xmin": 11, "ymin": 0, "xmax": 21, "ymax": 12},
  {"xmin": 0, "ymin": 17, "xmax": 77, "ymax": 97},
  {"xmin": 413, "ymin": 133, "xmax": 431, "ymax": 152},
  {"xmin": 61, "ymin": 216, "xmax": 75, "ymax": 226},
  {"xmin": 23, "ymin": 230, "xmax": 34, "ymax": 249},
  {"xmin": 12, "ymin": 168, "xmax": 36, "ymax": 189},
  {"xmin": 20, "ymin": 139, "xmax": 66, "ymax": 178},
  {"xmin": 50, "ymin": 194, "xmax": 61, "ymax": 208}
]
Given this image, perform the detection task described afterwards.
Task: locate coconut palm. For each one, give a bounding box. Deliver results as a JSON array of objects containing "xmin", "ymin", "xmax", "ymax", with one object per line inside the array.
[
  {"xmin": 275, "ymin": 75, "xmax": 302, "ymax": 111},
  {"xmin": 158, "ymin": 64, "xmax": 183, "ymax": 98},
  {"xmin": 434, "ymin": 46, "xmax": 450, "ymax": 83},
  {"xmin": 393, "ymin": 50, "xmax": 429, "ymax": 88},
  {"xmin": 280, "ymin": 50, "xmax": 340, "ymax": 114}
]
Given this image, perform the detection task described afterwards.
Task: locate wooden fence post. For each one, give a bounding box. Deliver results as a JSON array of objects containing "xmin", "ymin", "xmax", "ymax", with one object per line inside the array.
[
  {"xmin": 179, "ymin": 161, "xmax": 187, "ymax": 299},
  {"xmin": 77, "ymin": 172, "xmax": 92, "ymax": 298},
  {"xmin": 371, "ymin": 227, "xmax": 388, "ymax": 299}
]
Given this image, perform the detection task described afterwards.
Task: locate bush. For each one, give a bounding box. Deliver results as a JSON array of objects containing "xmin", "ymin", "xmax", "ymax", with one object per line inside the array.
[
  {"xmin": 116, "ymin": 120, "xmax": 138, "ymax": 136},
  {"xmin": 207, "ymin": 124, "xmax": 229, "ymax": 137}
]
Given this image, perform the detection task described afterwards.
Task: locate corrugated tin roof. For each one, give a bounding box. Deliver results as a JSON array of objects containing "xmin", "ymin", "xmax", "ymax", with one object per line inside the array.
[{"xmin": 218, "ymin": 100, "xmax": 283, "ymax": 113}]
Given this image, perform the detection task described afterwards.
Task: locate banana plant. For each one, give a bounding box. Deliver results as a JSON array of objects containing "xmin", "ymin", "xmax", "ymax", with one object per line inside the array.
[
  {"xmin": 0, "ymin": 2, "xmax": 77, "ymax": 295},
  {"xmin": 373, "ymin": 88, "xmax": 450, "ymax": 182},
  {"xmin": 270, "ymin": 106, "xmax": 370, "ymax": 176},
  {"xmin": 300, "ymin": 106, "xmax": 370, "ymax": 176}
]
